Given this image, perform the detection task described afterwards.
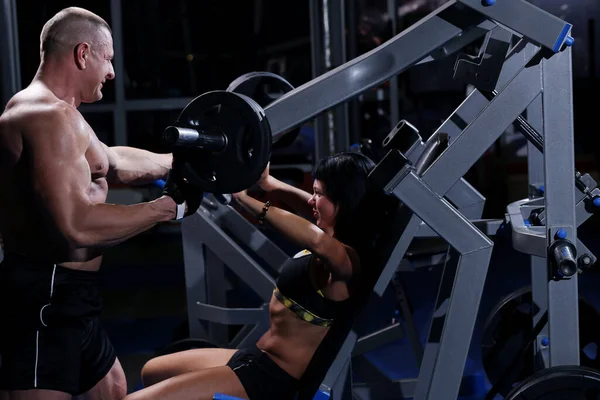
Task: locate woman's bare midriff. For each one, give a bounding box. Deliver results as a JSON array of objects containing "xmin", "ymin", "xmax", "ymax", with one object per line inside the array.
[{"xmin": 256, "ymin": 295, "xmax": 331, "ymax": 380}]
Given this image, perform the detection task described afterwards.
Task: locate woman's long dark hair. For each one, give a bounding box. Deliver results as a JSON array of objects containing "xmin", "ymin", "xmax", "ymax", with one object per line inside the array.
[{"xmin": 312, "ymin": 152, "xmax": 391, "ymax": 258}]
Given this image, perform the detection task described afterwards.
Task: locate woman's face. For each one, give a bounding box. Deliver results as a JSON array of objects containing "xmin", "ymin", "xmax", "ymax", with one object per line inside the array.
[{"xmin": 308, "ymin": 179, "xmax": 337, "ymax": 233}]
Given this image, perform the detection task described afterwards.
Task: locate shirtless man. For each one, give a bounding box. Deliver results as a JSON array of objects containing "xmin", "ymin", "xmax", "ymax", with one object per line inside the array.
[{"xmin": 0, "ymin": 7, "xmax": 201, "ymax": 399}]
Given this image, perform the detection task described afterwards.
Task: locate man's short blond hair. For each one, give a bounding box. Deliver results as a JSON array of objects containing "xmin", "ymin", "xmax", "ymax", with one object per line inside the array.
[{"xmin": 40, "ymin": 7, "xmax": 111, "ymax": 58}]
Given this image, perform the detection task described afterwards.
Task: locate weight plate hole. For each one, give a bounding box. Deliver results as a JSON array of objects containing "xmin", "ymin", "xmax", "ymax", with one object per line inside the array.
[{"xmin": 242, "ymin": 125, "xmax": 254, "ymax": 159}]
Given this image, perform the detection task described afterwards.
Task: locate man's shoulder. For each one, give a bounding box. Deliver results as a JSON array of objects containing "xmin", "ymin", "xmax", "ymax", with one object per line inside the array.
[{"xmin": 2, "ymin": 88, "xmax": 77, "ymax": 131}]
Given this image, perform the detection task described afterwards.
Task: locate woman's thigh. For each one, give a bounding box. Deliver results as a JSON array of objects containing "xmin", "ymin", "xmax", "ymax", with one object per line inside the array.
[
  {"xmin": 141, "ymin": 348, "xmax": 237, "ymax": 387},
  {"xmin": 125, "ymin": 366, "xmax": 248, "ymax": 400}
]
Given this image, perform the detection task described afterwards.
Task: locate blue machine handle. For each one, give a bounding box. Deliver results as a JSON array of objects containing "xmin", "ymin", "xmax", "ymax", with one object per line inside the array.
[{"xmin": 153, "ymin": 179, "xmax": 166, "ymax": 189}]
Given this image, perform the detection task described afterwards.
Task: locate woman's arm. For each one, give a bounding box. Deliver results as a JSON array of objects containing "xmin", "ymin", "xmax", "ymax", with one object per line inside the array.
[
  {"xmin": 257, "ymin": 164, "xmax": 314, "ymax": 219},
  {"xmin": 233, "ymin": 191, "xmax": 354, "ymax": 280}
]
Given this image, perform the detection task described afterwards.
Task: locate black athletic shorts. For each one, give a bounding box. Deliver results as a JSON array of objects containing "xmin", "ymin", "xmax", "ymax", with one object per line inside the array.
[
  {"xmin": 227, "ymin": 345, "xmax": 300, "ymax": 400},
  {"xmin": 0, "ymin": 254, "xmax": 117, "ymax": 395}
]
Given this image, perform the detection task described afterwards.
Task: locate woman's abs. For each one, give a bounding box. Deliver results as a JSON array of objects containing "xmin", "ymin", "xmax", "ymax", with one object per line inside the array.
[{"xmin": 257, "ymin": 295, "xmax": 330, "ymax": 379}]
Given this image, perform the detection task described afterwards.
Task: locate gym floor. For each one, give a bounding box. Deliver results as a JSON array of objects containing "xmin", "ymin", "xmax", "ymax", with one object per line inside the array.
[{"xmin": 100, "ymin": 212, "xmax": 600, "ymax": 399}]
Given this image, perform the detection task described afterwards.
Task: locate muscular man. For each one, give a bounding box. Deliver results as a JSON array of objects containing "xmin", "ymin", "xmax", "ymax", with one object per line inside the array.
[{"xmin": 0, "ymin": 7, "xmax": 200, "ymax": 400}]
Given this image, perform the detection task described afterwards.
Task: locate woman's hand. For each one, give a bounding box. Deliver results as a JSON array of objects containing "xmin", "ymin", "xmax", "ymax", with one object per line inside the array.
[
  {"xmin": 231, "ymin": 190, "xmax": 248, "ymax": 202},
  {"xmin": 256, "ymin": 162, "xmax": 275, "ymax": 192}
]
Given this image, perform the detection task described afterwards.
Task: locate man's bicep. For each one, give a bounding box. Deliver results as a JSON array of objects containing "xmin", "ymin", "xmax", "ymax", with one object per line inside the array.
[{"xmin": 100, "ymin": 142, "xmax": 119, "ymax": 170}]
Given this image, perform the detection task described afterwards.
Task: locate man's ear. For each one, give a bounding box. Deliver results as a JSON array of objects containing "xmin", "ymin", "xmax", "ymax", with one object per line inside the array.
[{"xmin": 74, "ymin": 42, "xmax": 90, "ymax": 70}]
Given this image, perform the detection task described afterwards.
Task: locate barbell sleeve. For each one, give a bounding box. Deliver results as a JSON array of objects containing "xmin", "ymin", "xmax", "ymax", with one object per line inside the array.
[
  {"xmin": 550, "ymin": 240, "xmax": 578, "ymax": 277},
  {"xmin": 163, "ymin": 126, "xmax": 227, "ymax": 152}
]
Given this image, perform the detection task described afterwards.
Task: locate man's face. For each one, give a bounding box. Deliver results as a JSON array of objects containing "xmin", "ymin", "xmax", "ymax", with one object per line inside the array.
[{"xmin": 81, "ymin": 28, "xmax": 115, "ymax": 103}]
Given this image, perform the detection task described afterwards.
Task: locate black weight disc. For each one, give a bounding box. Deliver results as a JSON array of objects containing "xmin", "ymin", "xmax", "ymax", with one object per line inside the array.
[
  {"xmin": 173, "ymin": 90, "xmax": 271, "ymax": 194},
  {"xmin": 227, "ymin": 71, "xmax": 300, "ymax": 149},
  {"xmin": 482, "ymin": 286, "xmax": 600, "ymax": 397},
  {"xmin": 505, "ymin": 365, "xmax": 600, "ymax": 400}
]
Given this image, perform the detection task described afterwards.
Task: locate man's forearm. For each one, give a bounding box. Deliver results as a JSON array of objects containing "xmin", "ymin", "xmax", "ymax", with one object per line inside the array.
[
  {"xmin": 110, "ymin": 147, "xmax": 172, "ymax": 185},
  {"xmin": 72, "ymin": 196, "xmax": 176, "ymax": 248}
]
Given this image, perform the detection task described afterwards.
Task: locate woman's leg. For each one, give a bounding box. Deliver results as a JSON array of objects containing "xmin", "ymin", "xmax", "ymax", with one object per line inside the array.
[
  {"xmin": 141, "ymin": 348, "xmax": 237, "ymax": 387},
  {"xmin": 125, "ymin": 366, "xmax": 248, "ymax": 400}
]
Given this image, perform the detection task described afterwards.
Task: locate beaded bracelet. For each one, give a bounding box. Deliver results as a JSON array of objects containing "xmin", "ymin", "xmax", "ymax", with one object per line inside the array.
[{"xmin": 257, "ymin": 201, "xmax": 271, "ymax": 225}]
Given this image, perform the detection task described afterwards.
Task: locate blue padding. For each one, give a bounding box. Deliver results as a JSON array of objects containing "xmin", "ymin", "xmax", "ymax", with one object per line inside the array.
[
  {"xmin": 212, "ymin": 390, "xmax": 330, "ymax": 399},
  {"xmin": 553, "ymin": 23, "xmax": 572, "ymax": 52},
  {"xmin": 153, "ymin": 179, "xmax": 166, "ymax": 189},
  {"xmin": 213, "ymin": 394, "xmax": 245, "ymax": 400},
  {"xmin": 313, "ymin": 389, "xmax": 331, "ymax": 399}
]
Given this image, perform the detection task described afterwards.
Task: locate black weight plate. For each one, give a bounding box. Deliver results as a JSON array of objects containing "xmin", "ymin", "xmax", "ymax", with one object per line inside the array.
[
  {"xmin": 482, "ymin": 286, "xmax": 600, "ymax": 398},
  {"xmin": 173, "ymin": 90, "xmax": 271, "ymax": 194},
  {"xmin": 227, "ymin": 71, "xmax": 300, "ymax": 149},
  {"xmin": 505, "ymin": 365, "xmax": 600, "ymax": 400}
]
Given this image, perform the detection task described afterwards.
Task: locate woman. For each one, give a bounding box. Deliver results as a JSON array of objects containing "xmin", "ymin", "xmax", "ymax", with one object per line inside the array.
[{"xmin": 124, "ymin": 152, "xmax": 389, "ymax": 400}]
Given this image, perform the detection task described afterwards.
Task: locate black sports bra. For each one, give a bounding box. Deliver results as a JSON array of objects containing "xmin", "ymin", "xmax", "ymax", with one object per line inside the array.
[{"xmin": 274, "ymin": 250, "xmax": 342, "ymax": 327}]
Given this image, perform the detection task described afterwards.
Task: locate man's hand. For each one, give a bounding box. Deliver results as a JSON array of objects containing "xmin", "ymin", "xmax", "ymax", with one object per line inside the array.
[{"xmin": 162, "ymin": 169, "xmax": 204, "ymax": 219}]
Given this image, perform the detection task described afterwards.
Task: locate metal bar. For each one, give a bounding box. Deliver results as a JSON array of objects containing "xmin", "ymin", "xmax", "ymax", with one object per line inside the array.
[
  {"xmin": 181, "ymin": 216, "xmax": 210, "ymax": 340},
  {"xmin": 421, "ymin": 50, "xmax": 542, "ymax": 196},
  {"xmin": 457, "ymin": 0, "xmax": 573, "ymax": 52},
  {"xmin": 110, "ymin": 0, "xmax": 127, "ymax": 145},
  {"xmin": 229, "ymin": 324, "xmax": 256, "ymax": 348},
  {"xmin": 394, "ymin": 276, "xmax": 424, "ymax": 366},
  {"xmin": 219, "ymin": 206, "xmax": 289, "ymax": 274},
  {"xmin": 234, "ymin": 322, "xmax": 270, "ymax": 350},
  {"xmin": 330, "ymin": 358, "xmax": 352, "ymax": 400},
  {"xmin": 525, "ymin": 92, "xmax": 550, "ymax": 370},
  {"xmin": 393, "ymin": 171, "xmax": 494, "ymax": 267},
  {"xmin": 444, "ymin": 179, "xmax": 485, "ymax": 219},
  {"xmin": 193, "ymin": 303, "xmax": 270, "ymax": 325},
  {"xmin": 374, "ymin": 214, "xmax": 422, "ymax": 296},
  {"xmin": 309, "ymin": 0, "xmax": 330, "ymax": 159},
  {"xmin": 392, "ymin": 172, "xmax": 493, "ymax": 400},
  {"xmin": 353, "ymin": 379, "xmax": 418, "ymax": 399},
  {"xmin": 387, "ymin": 0, "xmax": 400, "ymax": 128},
  {"xmin": 193, "ymin": 210, "xmax": 276, "ymax": 301},
  {"xmin": 322, "ymin": 331, "xmax": 358, "ymax": 393},
  {"xmin": 266, "ymin": 0, "xmax": 485, "ymax": 138},
  {"xmin": 415, "ymin": 43, "xmax": 540, "ymax": 221},
  {"xmin": 345, "ymin": 0, "xmax": 360, "ymax": 145},
  {"xmin": 0, "ymin": 0, "xmax": 21, "ymax": 108},
  {"xmin": 352, "ymin": 323, "xmax": 405, "ymax": 357},
  {"xmin": 205, "ymin": 247, "xmax": 229, "ymax": 346},
  {"xmin": 329, "ymin": 0, "xmax": 350, "ymax": 152},
  {"xmin": 414, "ymin": 248, "xmax": 456, "ymax": 399},
  {"xmin": 542, "ymin": 47, "xmax": 579, "ymax": 366},
  {"xmin": 425, "ymin": 42, "xmax": 539, "ymax": 149},
  {"xmin": 416, "ymin": 20, "xmax": 496, "ymax": 65}
]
